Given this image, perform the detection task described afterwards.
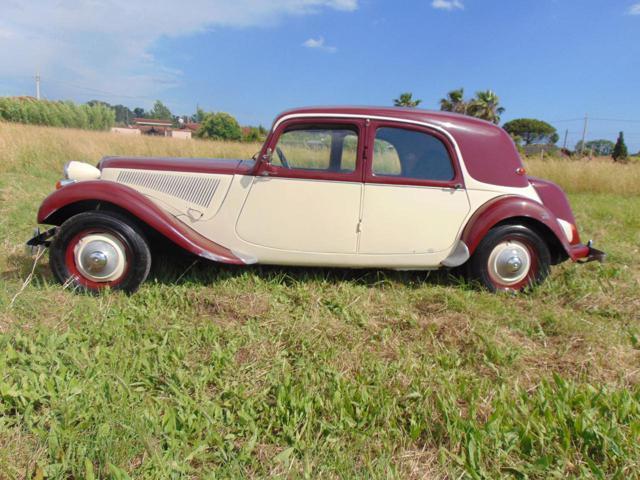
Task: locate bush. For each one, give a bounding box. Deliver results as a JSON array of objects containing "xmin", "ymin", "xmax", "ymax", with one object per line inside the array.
[
  {"xmin": 242, "ymin": 126, "xmax": 268, "ymax": 143},
  {"xmin": 196, "ymin": 112, "xmax": 242, "ymax": 141},
  {"xmin": 0, "ymin": 97, "xmax": 115, "ymax": 130}
]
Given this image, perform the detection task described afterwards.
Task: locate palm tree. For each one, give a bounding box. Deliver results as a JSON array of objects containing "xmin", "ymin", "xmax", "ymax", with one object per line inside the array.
[
  {"xmin": 393, "ymin": 92, "xmax": 422, "ymax": 108},
  {"xmin": 467, "ymin": 90, "xmax": 505, "ymax": 124},
  {"xmin": 439, "ymin": 88, "xmax": 467, "ymax": 114}
]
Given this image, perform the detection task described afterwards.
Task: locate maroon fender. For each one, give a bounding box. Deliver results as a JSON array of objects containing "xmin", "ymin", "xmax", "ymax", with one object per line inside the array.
[
  {"xmin": 461, "ymin": 195, "xmax": 585, "ymax": 262},
  {"xmin": 37, "ymin": 181, "xmax": 245, "ymax": 265}
]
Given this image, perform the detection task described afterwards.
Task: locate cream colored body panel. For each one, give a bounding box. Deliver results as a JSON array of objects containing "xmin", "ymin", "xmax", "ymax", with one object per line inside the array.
[
  {"xmin": 236, "ymin": 177, "xmax": 361, "ymax": 253},
  {"xmin": 359, "ymin": 184, "xmax": 470, "ymax": 254}
]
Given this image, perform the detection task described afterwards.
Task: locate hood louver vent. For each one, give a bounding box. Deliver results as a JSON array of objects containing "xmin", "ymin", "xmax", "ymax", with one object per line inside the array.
[{"xmin": 117, "ymin": 170, "xmax": 220, "ymax": 208}]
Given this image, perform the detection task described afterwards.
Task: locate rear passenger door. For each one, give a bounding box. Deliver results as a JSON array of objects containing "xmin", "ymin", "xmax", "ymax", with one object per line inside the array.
[{"xmin": 359, "ymin": 121, "xmax": 470, "ymax": 255}]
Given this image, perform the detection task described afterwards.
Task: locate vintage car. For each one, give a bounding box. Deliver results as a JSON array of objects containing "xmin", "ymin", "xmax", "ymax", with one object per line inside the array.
[{"xmin": 28, "ymin": 106, "xmax": 604, "ymax": 293}]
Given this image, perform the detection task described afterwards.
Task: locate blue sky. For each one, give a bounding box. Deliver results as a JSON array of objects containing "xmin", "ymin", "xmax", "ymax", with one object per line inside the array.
[{"xmin": 1, "ymin": 0, "xmax": 639, "ymax": 151}]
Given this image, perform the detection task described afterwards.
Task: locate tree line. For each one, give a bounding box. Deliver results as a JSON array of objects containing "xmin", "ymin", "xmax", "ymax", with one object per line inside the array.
[
  {"xmin": 0, "ymin": 97, "xmax": 115, "ymax": 130},
  {"xmin": 394, "ymin": 90, "xmax": 631, "ymax": 161},
  {"xmin": 0, "ymin": 96, "xmax": 267, "ymax": 142}
]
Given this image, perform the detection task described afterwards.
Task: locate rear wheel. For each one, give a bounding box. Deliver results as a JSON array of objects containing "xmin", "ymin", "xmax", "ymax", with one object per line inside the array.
[
  {"xmin": 49, "ymin": 212, "xmax": 151, "ymax": 293},
  {"xmin": 466, "ymin": 224, "xmax": 550, "ymax": 292}
]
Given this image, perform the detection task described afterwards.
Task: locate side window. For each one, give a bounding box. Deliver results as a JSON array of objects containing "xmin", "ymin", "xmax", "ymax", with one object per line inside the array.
[
  {"xmin": 273, "ymin": 126, "xmax": 358, "ymax": 172},
  {"xmin": 372, "ymin": 127, "xmax": 454, "ymax": 181}
]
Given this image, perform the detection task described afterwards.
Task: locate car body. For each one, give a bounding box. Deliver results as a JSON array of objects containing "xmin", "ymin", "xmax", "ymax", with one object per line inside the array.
[{"xmin": 28, "ymin": 106, "xmax": 605, "ymax": 293}]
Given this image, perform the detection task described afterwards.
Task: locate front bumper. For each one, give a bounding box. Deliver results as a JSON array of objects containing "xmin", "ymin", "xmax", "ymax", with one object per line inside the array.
[
  {"xmin": 570, "ymin": 241, "xmax": 606, "ymax": 263},
  {"xmin": 25, "ymin": 227, "xmax": 58, "ymax": 255}
]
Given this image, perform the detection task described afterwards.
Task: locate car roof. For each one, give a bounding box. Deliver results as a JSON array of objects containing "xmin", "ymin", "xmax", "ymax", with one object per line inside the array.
[
  {"xmin": 273, "ymin": 106, "xmax": 528, "ymax": 189},
  {"xmin": 274, "ymin": 105, "xmax": 497, "ymax": 130}
]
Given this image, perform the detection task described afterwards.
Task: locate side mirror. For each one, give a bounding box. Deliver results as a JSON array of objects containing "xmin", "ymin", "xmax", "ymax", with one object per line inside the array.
[
  {"xmin": 259, "ymin": 148, "xmax": 276, "ymax": 176},
  {"xmin": 261, "ymin": 147, "xmax": 273, "ymax": 164}
]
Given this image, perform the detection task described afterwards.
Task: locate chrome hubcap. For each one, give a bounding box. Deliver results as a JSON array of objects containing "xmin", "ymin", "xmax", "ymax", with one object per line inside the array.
[
  {"xmin": 488, "ymin": 240, "xmax": 531, "ymax": 285},
  {"xmin": 86, "ymin": 251, "xmax": 108, "ymax": 273},
  {"xmin": 74, "ymin": 233, "xmax": 126, "ymax": 282}
]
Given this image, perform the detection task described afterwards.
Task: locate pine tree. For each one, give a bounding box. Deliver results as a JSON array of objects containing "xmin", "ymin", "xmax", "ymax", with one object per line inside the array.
[{"xmin": 612, "ymin": 131, "xmax": 628, "ymax": 162}]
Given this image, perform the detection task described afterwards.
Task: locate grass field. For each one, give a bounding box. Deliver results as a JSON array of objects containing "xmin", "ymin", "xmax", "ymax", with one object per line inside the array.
[{"xmin": 1, "ymin": 123, "xmax": 639, "ymax": 479}]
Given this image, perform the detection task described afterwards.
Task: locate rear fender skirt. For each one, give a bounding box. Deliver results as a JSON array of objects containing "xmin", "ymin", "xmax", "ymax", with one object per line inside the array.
[
  {"xmin": 462, "ymin": 195, "xmax": 579, "ymax": 261},
  {"xmin": 37, "ymin": 180, "xmax": 245, "ymax": 265}
]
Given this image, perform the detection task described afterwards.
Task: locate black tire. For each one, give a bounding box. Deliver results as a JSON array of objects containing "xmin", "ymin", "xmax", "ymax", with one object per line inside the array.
[
  {"xmin": 49, "ymin": 211, "xmax": 151, "ymax": 294},
  {"xmin": 466, "ymin": 224, "xmax": 551, "ymax": 292}
]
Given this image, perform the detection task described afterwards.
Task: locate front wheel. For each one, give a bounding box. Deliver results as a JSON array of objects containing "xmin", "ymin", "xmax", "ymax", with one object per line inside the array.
[
  {"xmin": 466, "ymin": 224, "xmax": 551, "ymax": 292},
  {"xmin": 49, "ymin": 212, "xmax": 151, "ymax": 294}
]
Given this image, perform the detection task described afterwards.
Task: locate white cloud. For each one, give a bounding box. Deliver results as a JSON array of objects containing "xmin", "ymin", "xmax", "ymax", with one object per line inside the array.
[
  {"xmin": 0, "ymin": 0, "xmax": 357, "ymax": 103},
  {"xmin": 431, "ymin": 0, "xmax": 464, "ymax": 11},
  {"xmin": 302, "ymin": 36, "xmax": 337, "ymax": 53},
  {"xmin": 325, "ymin": 0, "xmax": 358, "ymax": 11},
  {"xmin": 628, "ymin": 2, "xmax": 640, "ymax": 14}
]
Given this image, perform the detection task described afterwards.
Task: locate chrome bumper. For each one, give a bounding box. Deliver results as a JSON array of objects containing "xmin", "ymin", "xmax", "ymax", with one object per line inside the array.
[
  {"xmin": 25, "ymin": 227, "xmax": 57, "ymax": 255},
  {"xmin": 582, "ymin": 246, "xmax": 606, "ymax": 263}
]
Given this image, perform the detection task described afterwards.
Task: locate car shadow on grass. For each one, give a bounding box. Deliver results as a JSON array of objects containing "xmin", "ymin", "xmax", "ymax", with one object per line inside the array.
[
  {"xmin": 146, "ymin": 252, "xmax": 466, "ymax": 290},
  {"xmin": 1, "ymin": 250, "xmax": 467, "ymax": 293}
]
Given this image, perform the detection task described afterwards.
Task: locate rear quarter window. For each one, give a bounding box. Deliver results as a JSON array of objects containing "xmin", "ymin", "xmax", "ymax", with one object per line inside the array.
[{"xmin": 372, "ymin": 127, "xmax": 454, "ymax": 182}]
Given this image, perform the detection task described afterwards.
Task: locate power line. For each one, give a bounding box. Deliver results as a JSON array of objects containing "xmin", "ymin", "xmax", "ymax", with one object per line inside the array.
[
  {"xmin": 589, "ymin": 117, "xmax": 640, "ymax": 124},
  {"xmin": 551, "ymin": 117, "xmax": 640, "ymax": 124},
  {"xmin": 549, "ymin": 118, "xmax": 584, "ymax": 123}
]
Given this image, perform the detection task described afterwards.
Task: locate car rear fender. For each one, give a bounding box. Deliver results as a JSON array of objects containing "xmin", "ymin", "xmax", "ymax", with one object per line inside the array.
[
  {"xmin": 461, "ymin": 195, "xmax": 579, "ymax": 261},
  {"xmin": 37, "ymin": 180, "xmax": 246, "ymax": 265}
]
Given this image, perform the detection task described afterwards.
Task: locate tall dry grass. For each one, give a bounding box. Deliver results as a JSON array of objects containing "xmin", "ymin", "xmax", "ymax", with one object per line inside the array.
[
  {"xmin": 0, "ymin": 122, "xmax": 261, "ymax": 175},
  {"xmin": 1, "ymin": 122, "xmax": 638, "ymax": 196},
  {"xmin": 524, "ymin": 156, "xmax": 640, "ymax": 196}
]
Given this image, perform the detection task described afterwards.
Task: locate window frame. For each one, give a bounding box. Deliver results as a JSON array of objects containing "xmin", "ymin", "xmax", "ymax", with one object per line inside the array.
[
  {"xmin": 257, "ymin": 118, "xmax": 365, "ymax": 182},
  {"xmin": 364, "ymin": 120, "xmax": 464, "ymax": 188}
]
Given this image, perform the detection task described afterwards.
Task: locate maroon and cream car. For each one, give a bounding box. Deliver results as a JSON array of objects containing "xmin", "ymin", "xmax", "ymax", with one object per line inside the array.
[{"xmin": 28, "ymin": 106, "xmax": 604, "ymax": 293}]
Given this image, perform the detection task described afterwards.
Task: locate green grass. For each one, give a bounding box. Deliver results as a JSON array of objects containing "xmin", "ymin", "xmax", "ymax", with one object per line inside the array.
[{"xmin": 1, "ymin": 124, "xmax": 640, "ymax": 479}]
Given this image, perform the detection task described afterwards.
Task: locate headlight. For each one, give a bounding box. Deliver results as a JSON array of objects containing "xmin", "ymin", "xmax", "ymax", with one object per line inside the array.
[{"xmin": 64, "ymin": 161, "xmax": 101, "ymax": 181}]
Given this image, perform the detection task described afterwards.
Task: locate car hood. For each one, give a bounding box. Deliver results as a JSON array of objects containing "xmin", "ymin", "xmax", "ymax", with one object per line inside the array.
[{"xmin": 98, "ymin": 156, "xmax": 255, "ymax": 175}]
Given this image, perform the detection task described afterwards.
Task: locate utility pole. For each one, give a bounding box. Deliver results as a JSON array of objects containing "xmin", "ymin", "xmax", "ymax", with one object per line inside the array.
[
  {"xmin": 562, "ymin": 129, "xmax": 568, "ymax": 149},
  {"xmin": 579, "ymin": 113, "xmax": 588, "ymax": 154},
  {"xmin": 35, "ymin": 72, "xmax": 41, "ymax": 100}
]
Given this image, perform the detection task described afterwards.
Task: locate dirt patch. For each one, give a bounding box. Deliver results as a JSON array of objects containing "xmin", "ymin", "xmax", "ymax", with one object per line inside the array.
[
  {"xmin": 504, "ymin": 326, "xmax": 640, "ymax": 389},
  {"xmin": 234, "ymin": 339, "xmax": 283, "ymax": 367},
  {"xmin": 192, "ymin": 292, "xmax": 271, "ymax": 325},
  {"xmin": 0, "ymin": 427, "xmax": 46, "ymax": 480},
  {"xmin": 394, "ymin": 446, "xmax": 446, "ymax": 480}
]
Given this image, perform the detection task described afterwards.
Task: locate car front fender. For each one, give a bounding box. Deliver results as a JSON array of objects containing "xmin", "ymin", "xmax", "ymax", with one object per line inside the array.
[
  {"xmin": 37, "ymin": 180, "xmax": 246, "ymax": 265},
  {"xmin": 461, "ymin": 195, "xmax": 584, "ymax": 262}
]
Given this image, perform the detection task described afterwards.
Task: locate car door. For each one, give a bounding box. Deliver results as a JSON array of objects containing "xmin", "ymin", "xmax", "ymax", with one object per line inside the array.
[
  {"xmin": 359, "ymin": 121, "xmax": 470, "ymax": 255},
  {"xmin": 236, "ymin": 119, "xmax": 365, "ymax": 254}
]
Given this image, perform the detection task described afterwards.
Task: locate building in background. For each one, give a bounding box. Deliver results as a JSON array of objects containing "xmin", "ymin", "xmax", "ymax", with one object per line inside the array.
[{"xmin": 110, "ymin": 118, "xmax": 201, "ymax": 139}]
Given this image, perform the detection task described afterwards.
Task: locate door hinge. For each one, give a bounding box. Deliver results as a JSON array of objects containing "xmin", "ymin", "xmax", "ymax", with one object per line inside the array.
[{"xmin": 356, "ymin": 219, "xmax": 362, "ymax": 233}]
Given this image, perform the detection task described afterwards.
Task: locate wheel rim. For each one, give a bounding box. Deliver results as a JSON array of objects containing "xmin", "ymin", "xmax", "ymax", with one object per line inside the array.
[
  {"xmin": 487, "ymin": 239, "xmax": 532, "ymax": 287},
  {"xmin": 65, "ymin": 230, "xmax": 130, "ymax": 288}
]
